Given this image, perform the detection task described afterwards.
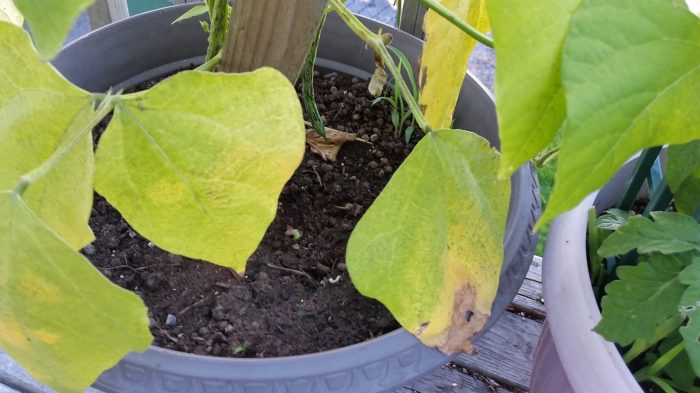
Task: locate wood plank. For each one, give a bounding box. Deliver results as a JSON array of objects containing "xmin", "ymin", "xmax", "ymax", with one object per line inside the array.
[
  {"xmin": 398, "ymin": 0, "xmax": 427, "ymax": 38},
  {"xmin": 510, "ymin": 279, "xmax": 545, "ymax": 319},
  {"xmin": 452, "ymin": 311, "xmax": 543, "ymax": 391},
  {"xmin": 395, "ymin": 363, "xmax": 514, "ymax": 393},
  {"xmin": 526, "ymin": 256, "xmax": 542, "ymax": 283},
  {"xmin": 220, "ymin": 0, "xmax": 328, "ymax": 81}
]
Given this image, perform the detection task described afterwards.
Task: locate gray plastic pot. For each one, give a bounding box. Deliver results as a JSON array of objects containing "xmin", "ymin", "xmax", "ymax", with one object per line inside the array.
[
  {"xmin": 53, "ymin": 4, "xmax": 540, "ymax": 393},
  {"xmin": 529, "ymin": 158, "xmax": 653, "ymax": 393}
]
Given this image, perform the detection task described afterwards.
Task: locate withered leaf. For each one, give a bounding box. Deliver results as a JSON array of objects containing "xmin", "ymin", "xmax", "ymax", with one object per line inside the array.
[{"xmin": 306, "ymin": 129, "xmax": 370, "ymax": 161}]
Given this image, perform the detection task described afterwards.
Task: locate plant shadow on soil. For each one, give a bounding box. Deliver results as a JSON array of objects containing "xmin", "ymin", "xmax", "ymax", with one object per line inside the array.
[{"xmin": 85, "ymin": 70, "xmax": 421, "ymax": 358}]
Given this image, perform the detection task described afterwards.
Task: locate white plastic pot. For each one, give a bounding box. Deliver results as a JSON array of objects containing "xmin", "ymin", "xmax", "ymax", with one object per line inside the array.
[{"xmin": 530, "ymin": 160, "xmax": 644, "ymax": 393}]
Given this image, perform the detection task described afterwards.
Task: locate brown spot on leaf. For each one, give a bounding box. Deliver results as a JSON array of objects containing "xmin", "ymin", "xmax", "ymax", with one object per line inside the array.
[{"xmin": 438, "ymin": 284, "xmax": 488, "ymax": 355}]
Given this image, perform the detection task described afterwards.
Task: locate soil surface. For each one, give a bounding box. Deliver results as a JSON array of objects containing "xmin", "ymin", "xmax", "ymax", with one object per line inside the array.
[{"xmin": 86, "ymin": 71, "xmax": 419, "ymax": 358}]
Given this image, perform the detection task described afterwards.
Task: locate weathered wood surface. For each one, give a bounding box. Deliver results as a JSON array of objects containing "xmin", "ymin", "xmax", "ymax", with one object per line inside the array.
[
  {"xmin": 396, "ymin": 257, "xmax": 545, "ymax": 392},
  {"xmin": 220, "ymin": 0, "xmax": 328, "ymax": 81}
]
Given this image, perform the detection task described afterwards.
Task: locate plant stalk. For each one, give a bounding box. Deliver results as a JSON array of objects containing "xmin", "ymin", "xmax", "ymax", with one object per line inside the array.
[
  {"xmin": 197, "ymin": 50, "xmax": 222, "ymax": 72},
  {"xmin": 634, "ymin": 341, "xmax": 685, "ymax": 380},
  {"xmin": 419, "ymin": 0, "xmax": 494, "ymax": 48},
  {"xmin": 13, "ymin": 96, "xmax": 117, "ymax": 197},
  {"xmin": 622, "ymin": 316, "xmax": 683, "ymax": 363},
  {"xmin": 206, "ymin": 0, "xmax": 229, "ymax": 62},
  {"xmin": 617, "ymin": 147, "xmax": 662, "ymax": 210},
  {"xmin": 329, "ymin": 0, "xmax": 431, "ymax": 133}
]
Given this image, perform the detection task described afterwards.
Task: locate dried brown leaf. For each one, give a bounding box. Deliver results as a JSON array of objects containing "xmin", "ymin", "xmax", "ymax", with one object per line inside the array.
[{"xmin": 306, "ymin": 129, "xmax": 369, "ymax": 161}]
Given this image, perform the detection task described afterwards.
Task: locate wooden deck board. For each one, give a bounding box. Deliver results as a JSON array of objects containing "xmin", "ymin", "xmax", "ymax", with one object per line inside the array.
[{"xmin": 396, "ymin": 257, "xmax": 544, "ymax": 392}]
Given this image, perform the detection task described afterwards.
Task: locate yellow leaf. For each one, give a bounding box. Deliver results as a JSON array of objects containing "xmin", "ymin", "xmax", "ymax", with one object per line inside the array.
[
  {"xmin": 419, "ymin": 0, "xmax": 489, "ymax": 129},
  {"xmin": 94, "ymin": 68, "xmax": 305, "ymax": 272},
  {"xmin": 347, "ymin": 130, "xmax": 509, "ymax": 354},
  {"xmin": 0, "ymin": 1, "xmax": 22, "ymax": 26}
]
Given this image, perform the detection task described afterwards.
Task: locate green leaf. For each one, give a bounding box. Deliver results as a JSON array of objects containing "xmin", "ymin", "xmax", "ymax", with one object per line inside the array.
[
  {"xmin": 171, "ymin": 4, "xmax": 209, "ymax": 24},
  {"xmin": 596, "ymin": 208, "xmax": 634, "ymax": 231},
  {"xmin": 667, "ymin": 141, "xmax": 700, "ymax": 215},
  {"xmin": 0, "ymin": 0, "xmax": 22, "ymax": 25},
  {"xmin": 13, "ymin": 0, "xmax": 94, "ymax": 59},
  {"xmin": 658, "ymin": 333, "xmax": 697, "ymax": 390},
  {"xmin": 347, "ymin": 129, "xmax": 510, "ymax": 354},
  {"xmin": 679, "ymin": 259, "xmax": 700, "ymax": 377},
  {"xmin": 488, "ymin": 0, "xmax": 578, "ymax": 178},
  {"xmin": 0, "ymin": 22, "xmax": 94, "ymax": 249},
  {"xmin": 420, "ymin": 0, "xmax": 489, "ymax": 129},
  {"xmin": 540, "ymin": 0, "xmax": 700, "ymax": 225},
  {"xmin": 598, "ymin": 212, "xmax": 700, "ymax": 257},
  {"xmin": 0, "ymin": 191, "xmax": 151, "ymax": 393},
  {"xmin": 94, "ymin": 68, "xmax": 305, "ymax": 272},
  {"xmin": 595, "ymin": 253, "xmax": 689, "ymax": 345}
]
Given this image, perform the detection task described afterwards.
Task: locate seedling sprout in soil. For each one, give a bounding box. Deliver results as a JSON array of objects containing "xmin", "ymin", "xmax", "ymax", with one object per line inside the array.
[{"xmin": 1, "ymin": 0, "xmax": 699, "ymax": 392}]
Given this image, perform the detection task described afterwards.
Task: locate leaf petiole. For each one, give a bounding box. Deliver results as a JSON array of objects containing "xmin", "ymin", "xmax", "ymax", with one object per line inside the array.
[
  {"xmin": 13, "ymin": 94, "xmax": 118, "ymax": 197},
  {"xmin": 419, "ymin": 0, "xmax": 494, "ymax": 48}
]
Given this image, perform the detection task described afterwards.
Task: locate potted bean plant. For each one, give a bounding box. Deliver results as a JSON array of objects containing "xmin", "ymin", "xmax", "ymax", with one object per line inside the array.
[
  {"xmin": 6, "ymin": 0, "xmax": 696, "ymax": 391},
  {"xmin": 0, "ymin": 0, "xmax": 542, "ymax": 392}
]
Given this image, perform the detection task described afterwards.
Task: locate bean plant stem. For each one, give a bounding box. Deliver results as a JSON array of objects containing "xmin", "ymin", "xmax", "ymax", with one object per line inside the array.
[
  {"xmin": 206, "ymin": 0, "xmax": 229, "ymax": 62},
  {"xmin": 13, "ymin": 96, "xmax": 117, "ymax": 197},
  {"xmin": 329, "ymin": 0, "xmax": 431, "ymax": 133},
  {"xmin": 419, "ymin": 0, "xmax": 494, "ymax": 48},
  {"xmin": 197, "ymin": 50, "xmax": 222, "ymax": 72}
]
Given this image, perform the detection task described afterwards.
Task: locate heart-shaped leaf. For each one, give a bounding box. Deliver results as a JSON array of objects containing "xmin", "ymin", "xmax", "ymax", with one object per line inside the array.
[
  {"xmin": 541, "ymin": 0, "xmax": 700, "ymax": 225},
  {"xmin": 347, "ymin": 129, "xmax": 509, "ymax": 354},
  {"xmin": 95, "ymin": 68, "xmax": 305, "ymax": 272}
]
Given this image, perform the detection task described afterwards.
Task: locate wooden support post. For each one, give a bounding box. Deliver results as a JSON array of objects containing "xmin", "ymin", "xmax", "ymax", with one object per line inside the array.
[
  {"xmin": 87, "ymin": 0, "xmax": 129, "ymax": 30},
  {"xmin": 219, "ymin": 0, "xmax": 328, "ymax": 82},
  {"xmin": 399, "ymin": 0, "xmax": 427, "ymax": 38}
]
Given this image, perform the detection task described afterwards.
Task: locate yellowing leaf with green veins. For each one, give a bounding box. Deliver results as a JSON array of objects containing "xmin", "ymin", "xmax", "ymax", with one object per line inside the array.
[
  {"xmin": 347, "ymin": 130, "xmax": 509, "ymax": 354},
  {"xmin": 13, "ymin": 0, "xmax": 94, "ymax": 59},
  {"xmin": 95, "ymin": 68, "xmax": 305, "ymax": 272},
  {"xmin": 488, "ymin": 0, "xmax": 578, "ymax": 178},
  {"xmin": 0, "ymin": 191, "xmax": 152, "ymax": 393},
  {"xmin": 540, "ymin": 0, "xmax": 700, "ymax": 226},
  {"xmin": 0, "ymin": 22, "xmax": 94, "ymax": 249},
  {"xmin": 0, "ymin": 1, "xmax": 22, "ymax": 25},
  {"xmin": 420, "ymin": 0, "xmax": 489, "ymax": 129}
]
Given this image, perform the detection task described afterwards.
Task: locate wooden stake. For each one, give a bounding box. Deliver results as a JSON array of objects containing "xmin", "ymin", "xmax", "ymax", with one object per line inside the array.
[{"xmin": 219, "ymin": 0, "xmax": 328, "ymax": 82}]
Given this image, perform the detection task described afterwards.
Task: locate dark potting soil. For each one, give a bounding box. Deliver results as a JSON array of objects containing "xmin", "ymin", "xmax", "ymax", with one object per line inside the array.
[{"xmin": 85, "ymin": 71, "xmax": 419, "ymax": 358}]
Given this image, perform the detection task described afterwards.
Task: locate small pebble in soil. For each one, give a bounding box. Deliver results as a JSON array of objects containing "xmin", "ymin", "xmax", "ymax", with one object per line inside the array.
[
  {"xmin": 82, "ymin": 244, "xmax": 97, "ymax": 255},
  {"xmin": 165, "ymin": 314, "xmax": 177, "ymax": 327}
]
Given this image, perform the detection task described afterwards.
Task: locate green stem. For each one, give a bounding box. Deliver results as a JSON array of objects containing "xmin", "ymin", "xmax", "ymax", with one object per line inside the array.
[
  {"xmin": 623, "ymin": 316, "xmax": 683, "ymax": 363},
  {"xmin": 206, "ymin": 0, "xmax": 229, "ymax": 62},
  {"xmin": 647, "ymin": 377, "xmax": 679, "ymax": 393},
  {"xmin": 302, "ymin": 13, "xmax": 327, "ymax": 138},
  {"xmin": 635, "ymin": 341, "xmax": 685, "ymax": 380},
  {"xmin": 419, "ymin": 0, "xmax": 494, "ymax": 48},
  {"xmin": 13, "ymin": 96, "xmax": 117, "ymax": 197},
  {"xmin": 197, "ymin": 50, "xmax": 222, "ymax": 72},
  {"xmin": 329, "ymin": 0, "xmax": 431, "ymax": 133},
  {"xmin": 617, "ymin": 147, "xmax": 662, "ymax": 210}
]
